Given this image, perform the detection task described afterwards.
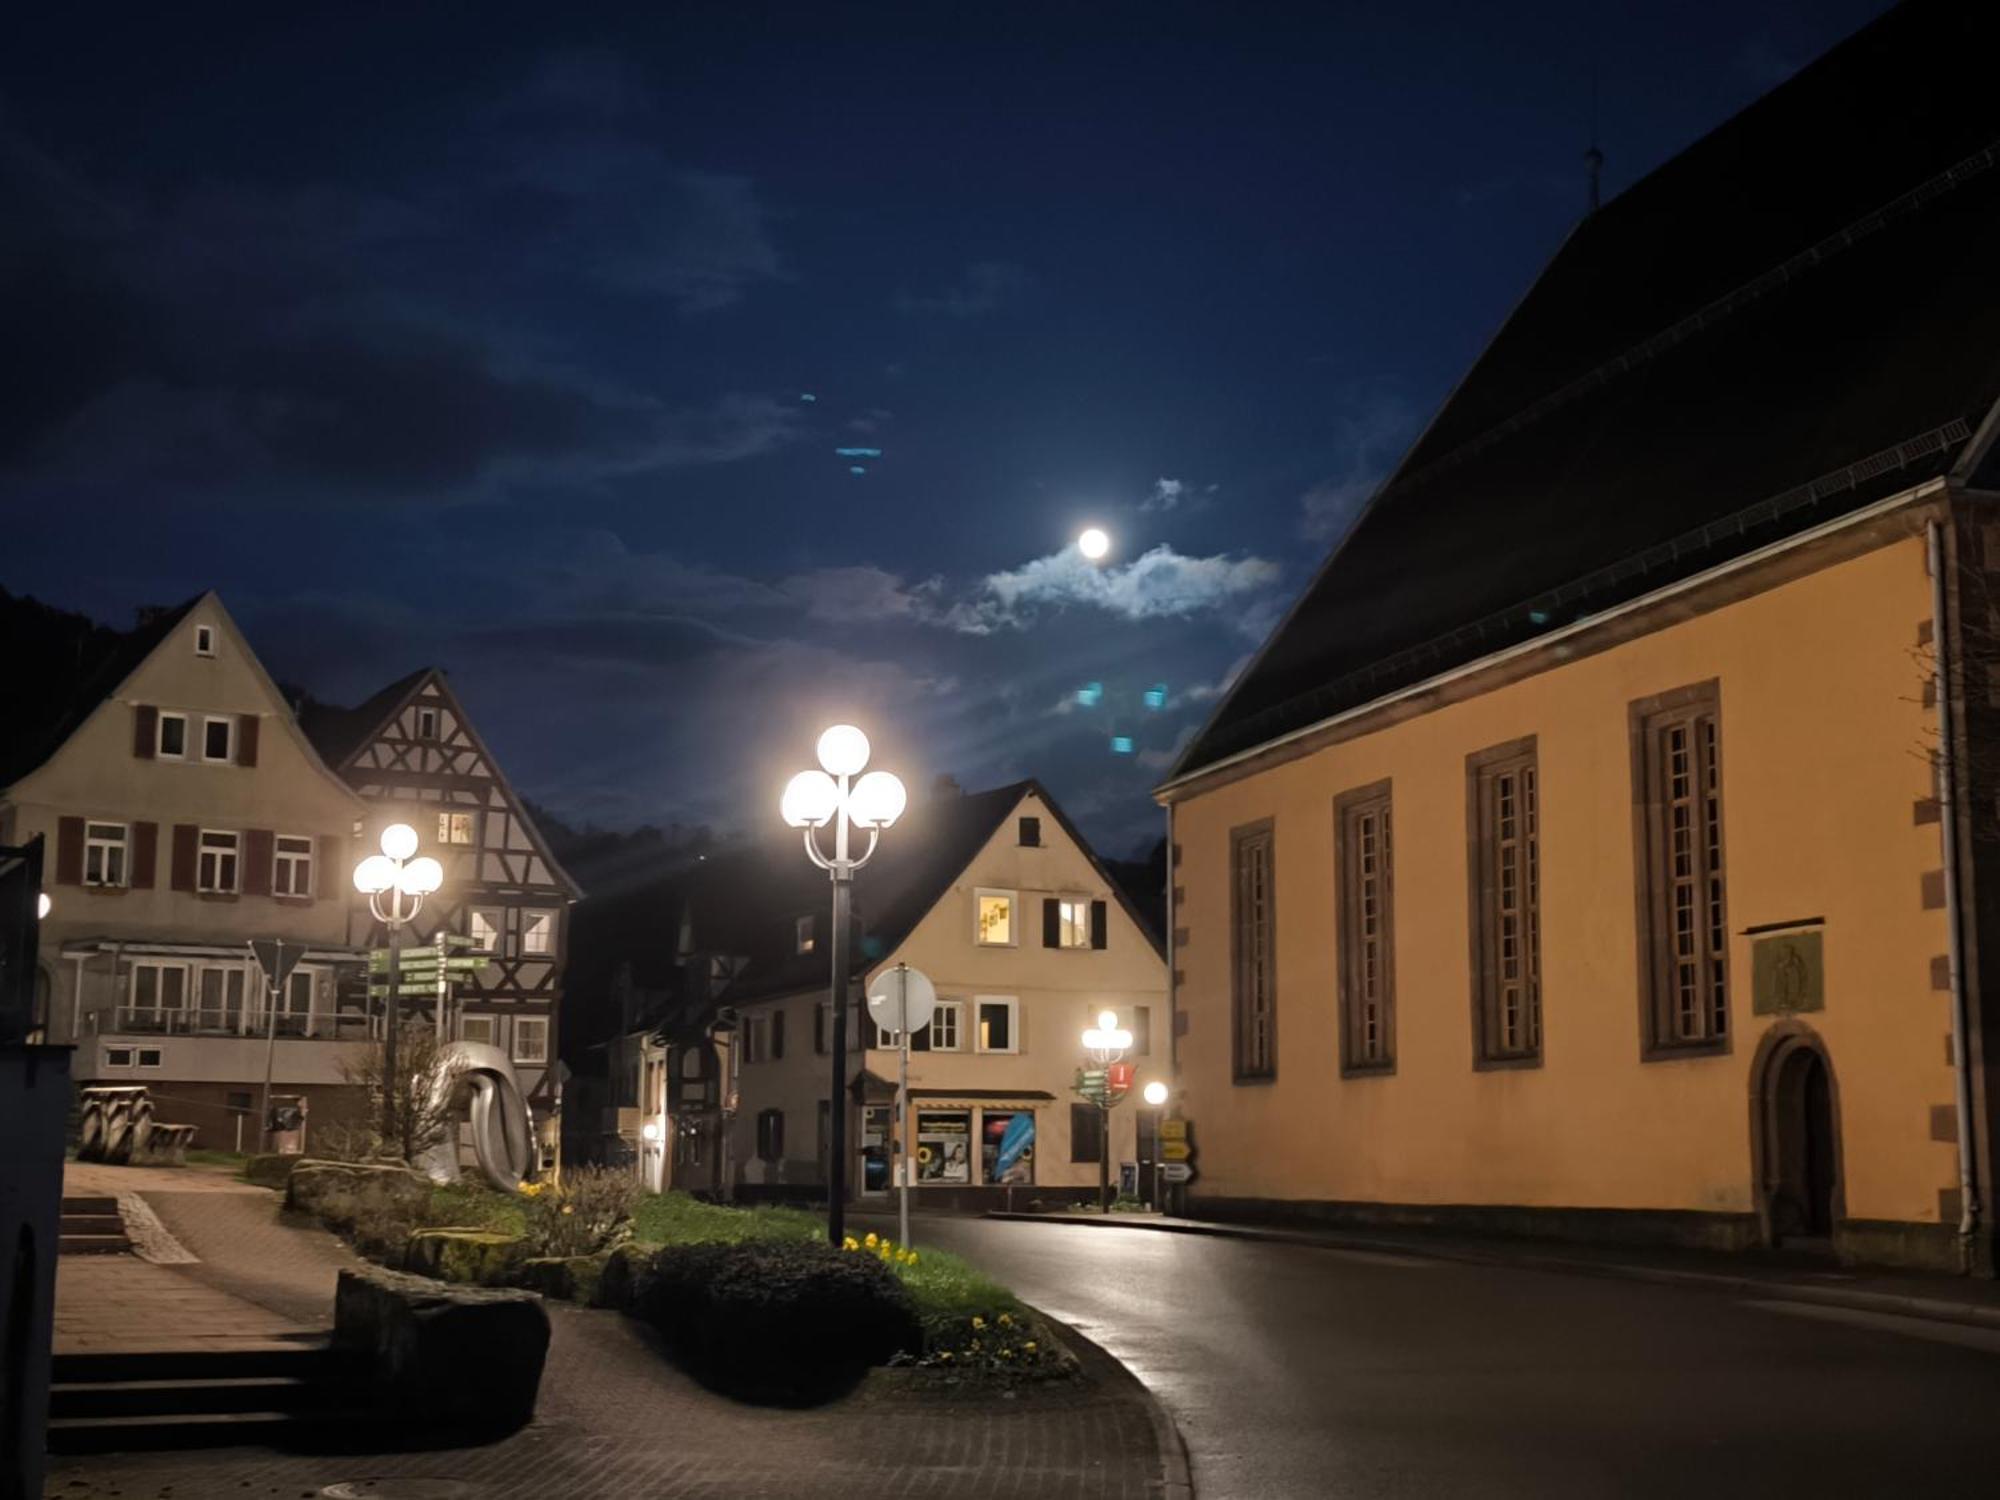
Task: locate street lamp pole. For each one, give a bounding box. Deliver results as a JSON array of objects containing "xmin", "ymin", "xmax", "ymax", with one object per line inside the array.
[
  {"xmin": 1142, "ymin": 1079, "xmax": 1170, "ymax": 1211},
  {"xmin": 783, "ymin": 725, "xmax": 906, "ymax": 1248},
  {"xmin": 353, "ymin": 824, "xmax": 443, "ymax": 1154},
  {"xmin": 1081, "ymin": 1009, "xmax": 1134, "ymax": 1214}
]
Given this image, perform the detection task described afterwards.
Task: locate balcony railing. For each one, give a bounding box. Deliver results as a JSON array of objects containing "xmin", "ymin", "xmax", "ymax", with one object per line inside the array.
[{"xmin": 104, "ymin": 1006, "xmax": 377, "ymax": 1041}]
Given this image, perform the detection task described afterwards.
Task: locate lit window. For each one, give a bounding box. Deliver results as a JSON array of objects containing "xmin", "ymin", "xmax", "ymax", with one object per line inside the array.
[
  {"xmin": 795, "ymin": 915, "xmax": 815, "ymax": 955},
  {"xmin": 84, "ymin": 823, "xmax": 128, "ymax": 887},
  {"xmin": 461, "ymin": 1014, "xmax": 495, "ymax": 1046},
  {"xmin": 194, "ymin": 625, "xmax": 215, "ymax": 657},
  {"xmin": 273, "ymin": 834, "xmax": 314, "ymax": 897},
  {"xmin": 521, "ymin": 909, "xmax": 556, "ymax": 956},
  {"xmin": 158, "ymin": 712, "xmax": 188, "ymax": 759},
  {"xmin": 976, "ymin": 996, "xmax": 1018, "ymax": 1054},
  {"xmin": 469, "ymin": 909, "xmax": 502, "ymax": 952},
  {"xmin": 976, "ymin": 889, "xmax": 1015, "ymax": 946},
  {"xmin": 513, "ymin": 1017, "xmax": 550, "ymax": 1064},
  {"xmin": 202, "ymin": 716, "xmax": 234, "ymax": 763},
  {"xmin": 437, "ymin": 811, "xmax": 476, "ymax": 845},
  {"xmin": 1057, "ymin": 897, "xmax": 1092, "ymax": 949},
  {"xmin": 197, "ymin": 830, "xmax": 240, "ymax": 893}
]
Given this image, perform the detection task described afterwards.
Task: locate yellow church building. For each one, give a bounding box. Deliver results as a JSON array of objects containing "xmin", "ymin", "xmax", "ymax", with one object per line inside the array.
[{"xmin": 1157, "ymin": 3, "xmax": 2000, "ymax": 1274}]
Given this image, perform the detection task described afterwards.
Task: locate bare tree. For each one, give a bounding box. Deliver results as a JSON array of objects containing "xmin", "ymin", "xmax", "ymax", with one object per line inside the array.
[{"xmin": 341, "ymin": 1023, "xmax": 468, "ymax": 1164}]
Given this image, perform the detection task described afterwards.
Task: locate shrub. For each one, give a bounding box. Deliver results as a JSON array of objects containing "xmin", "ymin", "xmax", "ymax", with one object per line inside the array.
[
  {"xmin": 642, "ymin": 1240, "xmax": 922, "ymax": 1400},
  {"xmin": 594, "ymin": 1242, "xmax": 656, "ymax": 1312},
  {"xmin": 521, "ymin": 1167, "xmax": 637, "ymax": 1258}
]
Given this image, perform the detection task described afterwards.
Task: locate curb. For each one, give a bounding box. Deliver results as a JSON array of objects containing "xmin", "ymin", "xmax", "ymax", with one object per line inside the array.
[
  {"xmin": 1030, "ymin": 1302, "xmax": 1195, "ymax": 1500},
  {"xmin": 987, "ymin": 1211, "xmax": 2000, "ymax": 1335}
]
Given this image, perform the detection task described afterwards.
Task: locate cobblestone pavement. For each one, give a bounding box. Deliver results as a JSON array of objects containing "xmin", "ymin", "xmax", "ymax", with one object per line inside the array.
[{"xmin": 45, "ymin": 1172, "xmax": 1172, "ymax": 1499}]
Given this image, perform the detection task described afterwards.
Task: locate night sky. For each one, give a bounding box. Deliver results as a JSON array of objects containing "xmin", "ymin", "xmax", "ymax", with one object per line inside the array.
[{"xmin": 1, "ymin": 1, "xmax": 1888, "ymax": 856}]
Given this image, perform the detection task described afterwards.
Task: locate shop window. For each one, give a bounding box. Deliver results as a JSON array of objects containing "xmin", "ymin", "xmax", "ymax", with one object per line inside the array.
[
  {"xmin": 982, "ymin": 1110, "xmax": 1035, "ymax": 1184},
  {"xmin": 916, "ymin": 1111, "xmax": 971, "ymax": 1185}
]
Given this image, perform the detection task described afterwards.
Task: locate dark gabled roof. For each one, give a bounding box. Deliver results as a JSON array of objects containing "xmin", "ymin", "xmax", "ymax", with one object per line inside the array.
[
  {"xmin": 0, "ymin": 590, "xmax": 202, "ymax": 788},
  {"xmin": 296, "ymin": 667, "xmax": 430, "ymax": 769},
  {"xmin": 1176, "ymin": 0, "xmax": 2000, "ymax": 780}
]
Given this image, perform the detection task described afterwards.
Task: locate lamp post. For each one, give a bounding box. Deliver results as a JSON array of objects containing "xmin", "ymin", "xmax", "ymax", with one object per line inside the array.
[
  {"xmin": 1081, "ymin": 1009, "xmax": 1134, "ymax": 1213},
  {"xmin": 352, "ymin": 823, "xmax": 443, "ymax": 1152},
  {"xmin": 782, "ymin": 724, "xmax": 906, "ymax": 1247},
  {"xmin": 1142, "ymin": 1079, "xmax": 1169, "ymax": 1211}
]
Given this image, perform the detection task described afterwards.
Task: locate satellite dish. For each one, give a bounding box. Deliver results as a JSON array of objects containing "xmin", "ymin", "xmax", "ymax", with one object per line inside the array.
[{"xmin": 866, "ymin": 964, "xmax": 937, "ymax": 1036}]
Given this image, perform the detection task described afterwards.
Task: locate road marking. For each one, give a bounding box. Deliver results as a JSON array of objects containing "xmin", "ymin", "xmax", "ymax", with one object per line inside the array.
[{"xmin": 1743, "ymin": 1298, "xmax": 2000, "ymax": 1354}]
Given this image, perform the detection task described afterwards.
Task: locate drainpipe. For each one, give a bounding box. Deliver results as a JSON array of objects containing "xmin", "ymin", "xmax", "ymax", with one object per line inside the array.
[{"xmin": 1928, "ymin": 517, "xmax": 1981, "ymax": 1268}]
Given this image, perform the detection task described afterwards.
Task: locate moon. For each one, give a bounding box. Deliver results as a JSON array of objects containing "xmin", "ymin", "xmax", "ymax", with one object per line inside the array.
[{"xmin": 1078, "ymin": 526, "xmax": 1111, "ymax": 561}]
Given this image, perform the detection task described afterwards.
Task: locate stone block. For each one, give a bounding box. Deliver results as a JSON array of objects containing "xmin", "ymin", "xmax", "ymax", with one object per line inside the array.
[
  {"xmin": 286, "ymin": 1159, "xmax": 432, "ymax": 1220},
  {"xmin": 405, "ymin": 1228, "xmax": 527, "ymax": 1285},
  {"xmin": 334, "ymin": 1264, "xmax": 549, "ymax": 1433}
]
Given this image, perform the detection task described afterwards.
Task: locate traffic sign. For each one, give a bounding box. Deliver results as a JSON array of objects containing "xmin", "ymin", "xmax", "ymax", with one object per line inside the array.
[
  {"xmin": 1159, "ymin": 1118, "xmax": 1188, "ymax": 1143},
  {"xmin": 1161, "ymin": 1140, "xmax": 1193, "ymax": 1163},
  {"xmin": 248, "ymin": 939, "xmax": 305, "ymax": 991},
  {"xmin": 866, "ymin": 964, "xmax": 937, "ymax": 1036},
  {"xmin": 1160, "ymin": 1162, "xmax": 1194, "ymax": 1184}
]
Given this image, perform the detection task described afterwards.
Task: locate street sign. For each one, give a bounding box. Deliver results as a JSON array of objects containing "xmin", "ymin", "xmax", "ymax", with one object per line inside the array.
[
  {"xmin": 1160, "ymin": 1162, "xmax": 1194, "ymax": 1184},
  {"xmin": 1161, "ymin": 1140, "xmax": 1193, "ymax": 1163},
  {"xmin": 1160, "ymin": 1118, "xmax": 1189, "ymax": 1143},
  {"xmin": 248, "ymin": 938, "xmax": 305, "ymax": 991},
  {"xmin": 866, "ymin": 964, "xmax": 937, "ymax": 1036}
]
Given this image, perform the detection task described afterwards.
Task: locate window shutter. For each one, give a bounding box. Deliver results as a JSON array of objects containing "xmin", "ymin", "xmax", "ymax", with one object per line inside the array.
[
  {"xmin": 862, "ymin": 1012, "xmax": 879, "ymax": 1050},
  {"xmin": 317, "ymin": 835, "xmax": 341, "ymax": 900},
  {"xmin": 1043, "ymin": 897, "xmax": 1060, "ymax": 947},
  {"xmin": 1070, "ymin": 1102, "xmax": 1104, "ymax": 1163},
  {"xmin": 1090, "ymin": 899, "xmax": 1109, "ymax": 949},
  {"xmin": 772, "ymin": 1008, "xmax": 786, "ymax": 1060},
  {"xmin": 55, "ymin": 817, "xmax": 84, "ymax": 885},
  {"xmin": 170, "ymin": 824, "xmax": 198, "ymax": 892},
  {"xmin": 237, "ymin": 715, "xmax": 260, "ymax": 767},
  {"xmin": 134, "ymin": 705, "xmax": 158, "ymax": 759},
  {"xmin": 244, "ymin": 829, "xmax": 274, "ymax": 896},
  {"xmin": 131, "ymin": 822, "xmax": 159, "ymax": 889}
]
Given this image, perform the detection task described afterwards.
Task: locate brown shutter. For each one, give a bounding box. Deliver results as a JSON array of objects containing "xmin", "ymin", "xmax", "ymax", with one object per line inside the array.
[
  {"xmin": 317, "ymin": 835, "xmax": 341, "ymax": 901},
  {"xmin": 1090, "ymin": 899, "xmax": 1108, "ymax": 950},
  {"xmin": 131, "ymin": 822, "xmax": 159, "ymax": 889},
  {"xmin": 1043, "ymin": 897, "xmax": 1060, "ymax": 948},
  {"xmin": 244, "ymin": 829, "xmax": 274, "ymax": 896},
  {"xmin": 55, "ymin": 817, "xmax": 84, "ymax": 885},
  {"xmin": 237, "ymin": 715, "xmax": 260, "ymax": 767},
  {"xmin": 134, "ymin": 705, "xmax": 158, "ymax": 759},
  {"xmin": 170, "ymin": 824, "xmax": 198, "ymax": 892},
  {"xmin": 772, "ymin": 1008, "xmax": 786, "ymax": 1060}
]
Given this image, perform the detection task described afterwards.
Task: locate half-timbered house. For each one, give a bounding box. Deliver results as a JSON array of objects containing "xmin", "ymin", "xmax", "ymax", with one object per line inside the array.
[{"xmin": 303, "ymin": 669, "xmax": 581, "ymax": 1167}]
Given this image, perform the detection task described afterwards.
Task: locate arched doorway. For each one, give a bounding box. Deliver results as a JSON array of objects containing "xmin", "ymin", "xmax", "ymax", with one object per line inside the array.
[{"xmin": 1751, "ymin": 1024, "xmax": 1844, "ymax": 1250}]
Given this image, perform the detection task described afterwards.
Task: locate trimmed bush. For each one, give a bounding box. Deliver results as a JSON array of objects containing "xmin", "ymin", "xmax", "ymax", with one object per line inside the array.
[
  {"xmin": 406, "ymin": 1229, "xmax": 527, "ymax": 1285},
  {"xmin": 594, "ymin": 1242, "xmax": 656, "ymax": 1312},
  {"xmin": 641, "ymin": 1240, "xmax": 922, "ymax": 1400}
]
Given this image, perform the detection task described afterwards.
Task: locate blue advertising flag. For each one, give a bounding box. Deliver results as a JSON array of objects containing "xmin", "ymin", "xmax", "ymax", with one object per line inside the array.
[{"xmin": 995, "ymin": 1112, "xmax": 1034, "ymax": 1179}]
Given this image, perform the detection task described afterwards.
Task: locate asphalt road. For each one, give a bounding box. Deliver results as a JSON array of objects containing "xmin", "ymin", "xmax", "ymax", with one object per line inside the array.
[{"xmin": 881, "ymin": 1215, "xmax": 2000, "ymax": 1499}]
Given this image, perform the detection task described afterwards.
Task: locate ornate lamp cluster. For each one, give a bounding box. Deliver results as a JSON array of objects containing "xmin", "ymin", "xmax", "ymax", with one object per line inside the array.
[
  {"xmin": 352, "ymin": 822, "xmax": 443, "ymax": 926},
  {"xmin": 781, "ymin": 724, "xmax": 908, "ymax": 866}
]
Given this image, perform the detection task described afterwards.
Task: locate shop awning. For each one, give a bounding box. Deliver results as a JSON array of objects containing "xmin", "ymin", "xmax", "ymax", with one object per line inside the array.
[{"xmin": 908, "ymin": 1090, "xmax": 1054, "ymax": 1111}]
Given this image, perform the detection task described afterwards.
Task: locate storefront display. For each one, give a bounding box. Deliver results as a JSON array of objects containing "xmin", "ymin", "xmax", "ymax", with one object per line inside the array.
[
  {"xmin": 983, "ymin": 1110, "xmax": 1035, "ymax": 1184},
  {"xmin": 916, "ymin": 1110, "xmax": 971, "ymax": 1184}
]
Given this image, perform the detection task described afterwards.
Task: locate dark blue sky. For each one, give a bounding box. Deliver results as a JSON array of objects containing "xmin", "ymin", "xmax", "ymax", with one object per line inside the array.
[{"xmin": 1, "ymin": 0, "xmax": 1887, "ymax": 854}]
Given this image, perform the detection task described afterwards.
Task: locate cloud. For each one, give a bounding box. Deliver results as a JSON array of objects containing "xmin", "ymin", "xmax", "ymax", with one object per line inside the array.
[
  {"xmin": 778, "ymin": 565, "xmax": 946, "ymax": 626},
  {"xmin": 1141, "ymin": 477, "xmax": 1184, "ymax": 512},
  {"xmin": 895, "ymin": 260, "xmax": 1034, "ymax": 318},
  {"xmin": 1299, "ymin": 387, "xmax": 1419, "ymax": 543},
  {"xmin": 952, "ymin": 544, "xmax": 1281, "ymax": 635}
]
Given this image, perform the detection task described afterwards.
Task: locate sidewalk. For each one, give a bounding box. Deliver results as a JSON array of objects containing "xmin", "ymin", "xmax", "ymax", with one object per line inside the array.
[
  {"xmin": 987, "ymin": 1208, "xmax": 2000, "ymax": 1330},
  {"xmin": 45, "ymin": 1165, "xmax": 1179, "ymax": 1499}
]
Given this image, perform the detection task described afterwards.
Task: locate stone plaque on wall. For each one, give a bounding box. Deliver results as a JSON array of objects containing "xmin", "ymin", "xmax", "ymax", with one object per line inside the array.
[{"xmin": 1751, "ymin": 930, "xmax": 1824, "ymax": 1015}]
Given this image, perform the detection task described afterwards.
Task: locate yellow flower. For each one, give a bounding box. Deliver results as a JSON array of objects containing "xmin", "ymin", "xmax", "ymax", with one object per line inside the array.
[
  {"xmin": 970, "ymin": 1316, "xmax": 986, "ymax": 1331},
  {"xmin": 560, "ymin": 1204, "xmax": 574, "ymax": 1215},
  {"xmin": 997, "ymin": 1313, "xmax": 1013, "ymax": 1327},
  {"xmin": 843, "ymin": 1236, "xmax": 859, "ymax": 1251},
  {"xmin": 907, "ymin": 1252, "xmax": 919, "ymax": 1265},
  {"xmin": 864, "ymin": 1233, "xmax": 879, "ymax": 1249},
  {"xmin": 999, "ymin": 1347, "xmax": 1013, "ymax": 1358},
  {"xmin": 1024, "ymin": 1341, "xmax": 1037, "ymax": 1353}
]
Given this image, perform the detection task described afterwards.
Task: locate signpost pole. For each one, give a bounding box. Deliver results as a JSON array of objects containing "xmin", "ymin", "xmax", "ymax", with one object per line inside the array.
[
  {"xmin": 898, "ymin": 994, "xmax": 911, "ymax": 1250},
  {"xmin": 248, "ymin": 939, "xmax": 304, "ymax": 1155},
  {"xmin": 258, "ymin": 976, "xmax": 280, "ymax": 1153}
]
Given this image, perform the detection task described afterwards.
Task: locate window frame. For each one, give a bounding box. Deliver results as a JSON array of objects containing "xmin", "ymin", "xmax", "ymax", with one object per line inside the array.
[
  {"xmin": 512, "ymin": 1016, "xmax": 551, "ymax": 1065},
  {"xmin": 201, "ymin": 715, "xmax": 235, "ymax": 764},
  {"xmin": 1334, "ymin": 785, "xmax": 1395, "ymax": 1077},
  {"xmin": 520, "ymin": 909, "xmax": 557, "ymax": 957},
  {"xmin": 273, "ymin": 833, "xmax": 315, "ymax": 898},
  {"xmin": 468, "ymin": 907, "xmax": 503, "ymax": 953},
  {"xmin": 1630, "ymin": 680, "xmax": 1731, "ymax": 1059},
  {"xmin": 103, "ymin": 1046, "xmax": 134, "ymax": 1068},
  {"xmin": 84, "ymin": 821, "xmax": 129, "ymax": 888},
  {"xmin": 194, "ymin": 625, "xmax": 216, "ymax": 657},
  {"xmin": 129, "ymin": 960, "xmax": 190, "ymax": 1023},
  {"xmin": 756, "ymin": 1107, "xmax": 785, "ymax": 1163},
  {"xmin": 416, "ymin": 707, "xmax": 440, "ymax": 740},
  {"xmin": 795, "ymin": 914, "xmax": 816, "ymax": 955},
  {"xmin": 974, "ymin": 995, "xmax": 1019, "ymax": 1055},
  {"xmin": 157, "ymin": 711, "xmax": 189, "ymax": 760},
  {"xmin": 460, "ymin": 1014, "xmax": 496, "ymax": 1047},
  {"xmin": 196, "ymin": 828, "xmax": 241, "ymax": 894},
  {"xmin": 1018, "ymin": 815, "xmax": 1042, "ymax": 847},
  {"xmin": 742, "ymin": 1013, "xmax": 768, "ymax": 1065},
  {"xmin": 437, "ymin": 810, "xmax": 476, "ymax": 845},
  {"xmin": 1468, "ymin": 740, "xmax": 1544, "ymax": 1069},
  {"xmin": 1055, "ymin": 895, "xmax": 1093, "ymax": 949},
  {"xmin": 1230, "ymin": 818, "xmax": 1278, "ymax": 1082},
  {"xmin": 930, "ymin": 998, "xmax": 963, "ymax": 1052},
  {"xmin": 974, "ymin": 887, "xmax": 1018, "ymax": 947}
]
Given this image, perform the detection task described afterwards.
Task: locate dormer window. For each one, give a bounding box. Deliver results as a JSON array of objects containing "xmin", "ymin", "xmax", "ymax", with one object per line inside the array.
[
  {"xmin": 194, "ymin": 625, "xmax": 216, "ymax": 657},
  {"xmin": 795, "ymin": 915, "xmax": 816, "ymax": 955}
]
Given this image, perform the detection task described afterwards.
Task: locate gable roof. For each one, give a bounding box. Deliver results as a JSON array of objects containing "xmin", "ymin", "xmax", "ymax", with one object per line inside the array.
[
  {"xmin": 1174, "ymin": 0, "xmax": 2000, "ymax": 782},
  {"xmin": 0, "ymin": 592, "xmax": 202, "ymax": 789},
  {"xmin": 300, "ymin": 667, "xmax": 582, "ymax": 900}
]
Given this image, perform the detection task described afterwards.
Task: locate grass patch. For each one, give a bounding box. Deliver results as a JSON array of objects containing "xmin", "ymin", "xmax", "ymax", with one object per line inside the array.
[
  {"xmin": 894, "ymin": 1245, "xmax": 1025, "ymax": 1338},
  {"xmin": 182, "ymin": 1148, "xmax": 250, "ymax": 1168},
  {"xmin": 630, "ymin": 1191, "xmax": 824, "ymax": 1248},
  {"xmin": 424, "ymin": 1181, "xmax": 527, "ymax": 1234}
]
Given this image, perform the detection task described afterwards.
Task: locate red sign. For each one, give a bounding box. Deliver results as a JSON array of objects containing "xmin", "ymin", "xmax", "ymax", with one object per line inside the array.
[{"xmin": 1107, "ymin": 1062, "xmax": 1135, "ymax": 1092}]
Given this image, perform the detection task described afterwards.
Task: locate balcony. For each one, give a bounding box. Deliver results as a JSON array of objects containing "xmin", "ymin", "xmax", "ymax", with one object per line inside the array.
[{"xmin": 103, "ymin": 1006, "xmax": 377, "ymax": 1041}]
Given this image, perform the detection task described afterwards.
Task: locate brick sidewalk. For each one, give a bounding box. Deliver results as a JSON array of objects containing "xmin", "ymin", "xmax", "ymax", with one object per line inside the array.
[{"xmin": 46, "ymin": 1175, "xmax": 1175, "ymax": 1499}]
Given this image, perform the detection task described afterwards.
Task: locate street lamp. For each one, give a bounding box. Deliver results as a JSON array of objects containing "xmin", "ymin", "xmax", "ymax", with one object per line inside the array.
[
  {"xmin": 1142, "ymin": 1079, "xmax": 1169, "ymax": 1210},
  {"xmin": 353, "ymin": 822, "xmax": 443, "ymax": 1151},
  {"xmin": 1081, "ymin": 1008, "xmax": 1134, "ymax": 1213},
  {"xmin": 783, "ymin": 724, "xmax": 905, "ymax": 1246}
]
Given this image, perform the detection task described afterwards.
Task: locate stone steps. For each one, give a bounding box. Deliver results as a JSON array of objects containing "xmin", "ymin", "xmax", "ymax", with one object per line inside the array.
[
  {"xmin": 57, "ymin": 1196, "xmax": 130, "ymax": 1256},
  {"xmin": 47, "ymin": 1343, "xmax": 375, "ymax": 1454}
]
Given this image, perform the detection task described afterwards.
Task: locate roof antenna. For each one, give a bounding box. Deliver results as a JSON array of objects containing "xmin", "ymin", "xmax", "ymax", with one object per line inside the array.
[{"xmin": 1584, "ymin": 47, "xmax": 1604, "ymax": 214}]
